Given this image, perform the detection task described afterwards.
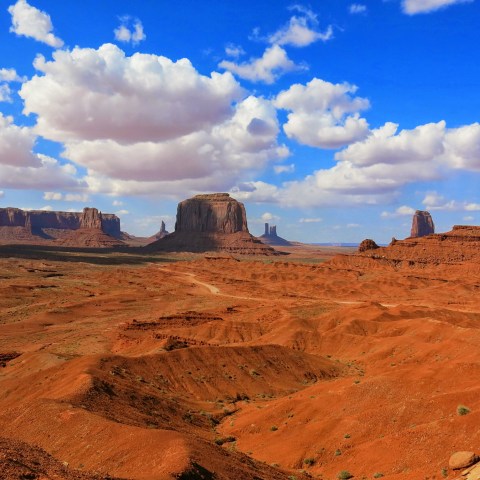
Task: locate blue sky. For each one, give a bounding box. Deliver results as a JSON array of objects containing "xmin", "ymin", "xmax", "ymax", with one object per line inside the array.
[{"xmin": 0, "ymin": 0, "xmax": 479, "ymax": 243}]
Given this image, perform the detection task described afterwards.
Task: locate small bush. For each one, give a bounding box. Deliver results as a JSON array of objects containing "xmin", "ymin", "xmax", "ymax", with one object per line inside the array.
[
  {"xmin": 441, "ymin": 468, "xmax": 448, "ymax": 478},
  {"xmin": 373, "ymin": 474, "xmax": 384, "ymax": 478},
  {"xmin": 337, "ymin": 471, "xmax": 353, "ymax": 479},
  {"xmin": 344, "ymin": 434, "xmax": 351, "ymax": 439},
  {"xmin": 457, "ymin": 404, "xmax": 471, "ymax": 416},
  {"xmin": 304, "ymin": 457, "xmax": 315, "ymax": 466},
  {"xmin": 270, "ymin": 425, "xmax": 278, "ymax": 431},
  {"xmin": 334, "ymin": 449, "xmax": 342, "ymax": 456}
]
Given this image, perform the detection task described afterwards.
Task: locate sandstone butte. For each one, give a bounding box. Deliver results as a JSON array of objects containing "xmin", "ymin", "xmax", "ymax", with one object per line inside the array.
[
  {"xmin": 0, "ymin": 207, "xmax": 125, "ymax": 248},
  {"xmin": 410, "ymin": 210, "xmax": 435, "ymax": 237},
  {"xmin": 258, "ymin": 222, "xmax": 292, "ymax": 246},
  {"xmin": 147, "ymin": 193, "xmax": 281, "ymax": 254}
]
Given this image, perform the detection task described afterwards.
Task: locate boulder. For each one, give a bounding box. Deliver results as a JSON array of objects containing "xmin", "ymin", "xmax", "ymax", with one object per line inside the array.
[
  {"xmin": 147, "ymin": 193, "xmax": 281, "ymax": 255},
  {"xmin": 358, "ymin": 239, "xmax": 379, "ymax": 252},
  {"xmin": 411, "ymin": 210, "xmax": 435, "ymax": 238},
  {"xmin": 449, "ymin": 451, "xmax": 478, "ymax": 470}
]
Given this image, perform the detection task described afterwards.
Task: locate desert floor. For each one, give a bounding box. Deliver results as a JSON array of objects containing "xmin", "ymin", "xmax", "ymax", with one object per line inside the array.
[{"xmin": 0, "ymin": 244, "xmax": 479, "ymax": 480}]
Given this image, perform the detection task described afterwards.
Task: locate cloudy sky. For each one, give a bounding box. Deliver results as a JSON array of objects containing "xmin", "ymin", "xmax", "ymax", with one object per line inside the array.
[{"xmin": 0, "ymin": 0, "xmax": 479, "ymax": 242}]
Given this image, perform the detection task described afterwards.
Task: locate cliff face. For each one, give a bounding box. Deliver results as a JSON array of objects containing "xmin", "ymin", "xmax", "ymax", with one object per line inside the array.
[
  {"xmin": 0, "ymin": 207, "xmax": 121, "ymax": 237},
  {"xmin": 411, "ymin": 211, "xmax": 435, "ymax": 238},
  {"xmin": 0, "ymin": 207, "xmax": 122, "ymax": 246},
  {"xmin": 148, "ymin": 193, "xmax": 281, "ymax": 255},
  {"xmin": 175, "ymin": 193, "xmax": 248, "ymax": 234}
]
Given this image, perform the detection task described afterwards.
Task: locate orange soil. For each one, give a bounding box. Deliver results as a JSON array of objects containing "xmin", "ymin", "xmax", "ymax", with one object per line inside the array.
[{"xmin": 0, "ymin": 245, "xmax": 479, "ymax": 479}]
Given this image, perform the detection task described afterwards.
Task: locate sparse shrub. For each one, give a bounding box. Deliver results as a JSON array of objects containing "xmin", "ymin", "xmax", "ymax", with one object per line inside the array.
[
  {"xmin": 304, "ymin": 457, "xmax": 315, "ymax": 466},
  {"xmin": 457, "ymin": 404, "xmax": 471, "ymax": 416},
  {"xmin": 337, "ymin": 471, "xmax": 353, "ymax": 479},
  {"xmin": 373, "ymin": 473, "xmax": 384, "ymax": 478},
  {"xmin": 441, "ymin": 468, "xmax": 448, "ymax": 478},
  {"xmin": 270, "ymin": 425, "xmax": 278, "ymax": 431},
  {"xmin": 344, "ymin": 434, "xmax": 351, "ymax": 439},
  {"xmin": 334, "ymin": 449, "xmax": 342, "ymax": 456}
]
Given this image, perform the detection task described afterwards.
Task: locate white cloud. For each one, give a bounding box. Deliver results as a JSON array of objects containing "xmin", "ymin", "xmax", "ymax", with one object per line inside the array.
[
  {"xmin": 21, "ymin": 44, "xmax": 243, "ymax": 143},
  {"xmin": 114, "ymin": 17, "xmax": 146, "ymax": 45},
  {"xmin": 299, "ymin": 217, "xmax": 322, "ymax": 223},
  {"xmin": 443, "ymin": 123, "xmax": 480, "ymax": 171},
  {"xmin": 40, "ymin": 205, "xmax": 53, "ymax": 211},
  {"xmin": 0, "ymin": 68, "xmax": 26, "ymax": 83},
  {"xmin": 268, "ymin": 13, "xmax": 333, "ymax": 47},
  {"xmin": 275, "ymin": 78, "xmax": 370, "ymax": 149},
  {"xmin": 349, "ymin": 4, "xmax": 367, "ymax": 14},
  {"xmin": 43, "ymin": 191, "xmax": 89, "ymax": 202},
  {"xmin": 225, "ymin": 44, "xmax": 245, "ymax": 58},
  {"xmin": 402, "ymin": 0, "xmax": 473, "ymax": 14},
  {"xmin": 219, "ymin": 44, "xmax": 304, "ymax": 84},
  {"xmin": 43, "ymin": 191, "xmax": 62, "ymax": 201},
  {"xmin": 336, "ymin": 121, "xmax": 445, "ymax": 166},
  {"xmin": 422, "ymin": 191, "xmax": 480, "ymax": 211},
  {"xmin": 0, "ymin": 154, "xmax": 82, "ymax": 190},
  {"xmin": 0, "ymin": 85, "xmax": 13, "ymax": 103},
  {"xmin": 116, "ymin": 209, "xmax": 129, "ymax": 215},
  {"xmin": 0, "ymin": 191, "xmax": 4, "ymax": 199},
  {"xmin": 347, "ymin": 223, "xmax": 360, "ymax": 228},
  {"xmin": 0, "ymin": 113, "xmax": 38, "ymax": 167},
  {"xmin": 463, "ymin": 216, "xmax": 474, "ymax": 221},
  {"xmin": 380, "ymin": 206, "xmax": 416, "ymax": 218},
  {"xmin": 112, "ymin": 200, "xmax": 123, "ymax": 206},
  {"xmin": 8, "ymin": 0, "xmax": 63, "ymax": 48},
  {"xmin": 261, "ymin": 212, "xmax": 280, "ymax": 222},
  {"xmin": 273, "ymin": 163, "xmax": 295, "ymax": 174}
]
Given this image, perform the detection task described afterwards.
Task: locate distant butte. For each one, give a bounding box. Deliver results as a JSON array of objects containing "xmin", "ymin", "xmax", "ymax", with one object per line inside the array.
[
  {"xmin": 147, "ymin": 193, "xmax": 282, "ymax": 255},
  {"xmin": 410, "ymin": 210, "xmax": 435, "ymax": 238},
  {"xmin": 258, "ymin": 223, "xmax": 292, "ymax": 246},
  {"xmin": 0, "ymin": 207, "xmax": 124, "ymax": 247}
]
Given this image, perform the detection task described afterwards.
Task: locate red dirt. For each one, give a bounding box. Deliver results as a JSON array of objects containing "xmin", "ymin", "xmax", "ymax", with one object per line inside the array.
[{"xmin": 1, "ymin": 243, "xmax": 479, "ymax": 479}]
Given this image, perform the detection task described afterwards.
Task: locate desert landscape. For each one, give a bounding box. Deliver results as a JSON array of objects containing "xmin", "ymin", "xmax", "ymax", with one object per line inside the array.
[{"xmin": 1, "ymin": 195, "xmax": 480, "ymax": 480}]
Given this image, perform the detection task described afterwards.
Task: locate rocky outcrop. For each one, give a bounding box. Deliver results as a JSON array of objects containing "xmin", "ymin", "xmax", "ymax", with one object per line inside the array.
[
  {"xmin": 147, "ymin": 194, "xmax": 281, "ymax": 255},
  {"xmin": 259, "ymin": 223, "xmax": 292, "ymax": 246},
  {"xmin": 449, "ymin": 451, "xmax": 478, "ymax": 470},
  {"xmin": 0, "ymin": 207, "xmax": 123, "ymax": 247},
  {"xmin": 358, "ymin": 239, "xmax": 379, "ymax": 252},
  {"xmin": 411, "ymin": 210, "xmax": 435, "ymax": 238}
]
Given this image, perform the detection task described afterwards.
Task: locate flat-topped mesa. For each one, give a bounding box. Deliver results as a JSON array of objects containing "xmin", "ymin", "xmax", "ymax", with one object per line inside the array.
[
  {"xmin": 175, "ymin": 193, "xmax": 248, "ymax": 234},
  {"xmin": 147, "ymin": 193, "xmax": 282, "ymax": 255},
  {"xmin": 0, "ymin": 206, "xmax": 122, "ymax": 246},
  {"xmin": 411, "ymin": 210, "xmax": 435, "ymax": 238}
]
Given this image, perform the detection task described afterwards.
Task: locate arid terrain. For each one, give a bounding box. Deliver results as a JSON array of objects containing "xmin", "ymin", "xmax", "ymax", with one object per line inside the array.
[{"xmin": 1, "ymin": 242, "xmax": 479, "ymax": 480}]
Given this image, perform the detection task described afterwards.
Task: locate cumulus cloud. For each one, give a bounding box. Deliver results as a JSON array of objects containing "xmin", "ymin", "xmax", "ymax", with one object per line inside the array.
[
  {"xmin": 422, "ymin": 191, "xmax": 480, "ymax": 211},
  {"xmin": 274, "ymin": 78, "xmax": 370, "ymax": 149},
  {"xmin": 112, "ymin": 200, "xmax": 123, "ymax": 206},
  {"xmin": 380, "ymin": 206, "xmax": 416, "ymax": 218},
  {"xmin": 114, "ymin": 17, "xmax": 146, "ymax": 45},
  {"xmin": 0, "ymin": 191, "xmax": 4, "ymax": 199},
  {"xmin": 0, "ymin": 68, "xmax": 26, "ymax": 83},
  {"xmin": 273, "ymin": 163, "xmax": 295, "ymax": 174},
  {"xmin": 402, "ymin": 0, "xmax": 473, "ymax": 14},
  {"xmin": 0, "ymin": 85, "xmax": 13, "ymax": 103},
  {"xmin": 0, "ymin": 154, "xmax": 84, "ymax": 190},
  {"xmin": 261, "ymin": 212, "xmax": 280, "ymax": 222},
  {"xmin": 268, "ymin": 10, "xmax": 333, "ymax": 47},
  {"xmin": 219, "ymin": 45, "xmax": 304, "ymax": 84},
  {"xmin": 8, "ymin": 0, "xmax": 63, "ymax": 48},
  {"xmin": 349, "ymin": 4, "xmax": 367, "ymax": 14},
  {"xmin": 0, "ymin": 113, "xmax": 38, "ymax": 167},
  {"xmin": 21, "ymin": 44, "xmax": 243, "ymax": 143},
  {"xmin": 43, "ymin": 192, "xmax": 89, "ymax": 202}
]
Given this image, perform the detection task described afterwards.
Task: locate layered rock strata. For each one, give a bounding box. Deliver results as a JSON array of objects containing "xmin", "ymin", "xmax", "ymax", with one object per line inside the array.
[
  {"xmin": 410, "ymin": 210, "xmax": 435, "ymax": 238},
  {"xmin": 0, "ymin": 207, "xmax": 123, "ymax": 247},
  {"xmin": 148, "ymin": 193, "xmax": 280, "ymax": 254}
]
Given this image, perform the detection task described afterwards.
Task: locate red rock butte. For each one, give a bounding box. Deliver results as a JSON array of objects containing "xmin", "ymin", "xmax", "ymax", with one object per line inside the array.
[{"xmin": 147, "ymin": 193, "xmax": 281, "ymax": 254}]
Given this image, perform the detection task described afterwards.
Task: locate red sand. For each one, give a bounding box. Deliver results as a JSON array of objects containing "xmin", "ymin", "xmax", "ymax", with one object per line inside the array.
[{"xmin": 0, "ymin": 245, "xmax": 479, "ymax": 479}]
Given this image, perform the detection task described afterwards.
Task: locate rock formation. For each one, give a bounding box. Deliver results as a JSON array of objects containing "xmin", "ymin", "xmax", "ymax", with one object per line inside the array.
[
  {"xmin": 333, "ymin": 225, "xmax": 480, "ymax": 269},
  {"xmin": 358, "ymin": 239, "xmax": 379, "ymax": 252},
  {"xmin": 0, "ymin": 207, "xmax": 123, "ymax": 247},
  {"xmin": 410, "ymin": 210, "xmax": 435, "ymax": 238},
  {"xmin": 147, "ymin": 193, "xmax": 281, "ymax": 255},
  {"xmin": 147, "ymin": 220, "xmax": 170, "ymax": 243},
  {"xmin": 258, "ymin": 223, "xmax": 292, "ymax": 246}
]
